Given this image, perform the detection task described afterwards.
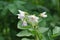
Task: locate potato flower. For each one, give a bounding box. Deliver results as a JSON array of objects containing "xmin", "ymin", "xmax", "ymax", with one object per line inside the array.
[
  {"xmin": 17, "ymin": 10, "xmax": 25, "ymax": 21},
  {"xmin": 40, "ymin": 12, "xmax": 47, "ymax": 18},
  {"xmin": 28, "ymin": 15, "xmax": 39, "ymax": 23}
]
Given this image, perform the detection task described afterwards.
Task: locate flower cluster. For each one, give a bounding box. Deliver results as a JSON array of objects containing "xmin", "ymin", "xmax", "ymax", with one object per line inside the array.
[{"xmin": 17, "ymin": 10, "xmax": 47, "ymax": 26}]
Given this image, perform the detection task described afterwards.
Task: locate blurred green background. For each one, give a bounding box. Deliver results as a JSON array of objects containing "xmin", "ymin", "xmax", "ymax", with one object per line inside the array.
[{"xmin": 0, "ymin": 0, "xmax": 60, "ymax": 40}]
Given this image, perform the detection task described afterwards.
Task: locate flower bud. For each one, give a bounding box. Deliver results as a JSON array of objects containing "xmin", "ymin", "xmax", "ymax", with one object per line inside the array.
[{"xmin": 22, "ymin": 21, "xmax": 27, "ymax": 26}]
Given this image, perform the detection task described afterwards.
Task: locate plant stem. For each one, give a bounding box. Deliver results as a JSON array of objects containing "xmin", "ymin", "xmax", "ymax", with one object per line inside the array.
[
  {"xmin": 35, "ymin": 34, "xmax": 39, "ymax": 40},
  {"xmin": 34, "ymin": 26, "xmax": 40, "ymax": 40}
]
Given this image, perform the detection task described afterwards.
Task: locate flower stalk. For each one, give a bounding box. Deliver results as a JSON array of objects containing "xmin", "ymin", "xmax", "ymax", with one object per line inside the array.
[{"xmin": 34, "ymin": 26, "xmax": 40, "ymax": 40}]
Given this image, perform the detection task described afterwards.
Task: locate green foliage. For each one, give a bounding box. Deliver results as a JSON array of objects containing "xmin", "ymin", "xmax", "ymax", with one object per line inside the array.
[
  {"xmin": 17, "ymin": 30, "xmax": 33, "ymax": 37},
  {"xmin": 0, "ymin": 0, "xmax": 60, "ymax": 40},
  {"xmin": 38, "ymin": 27, "xmax": 49, "ymax": 33},
  {"xmin": 0, "ymin": 34, "xmax": 4, "ymax": 40},
  {"xmin": 52, "ymin": 26, "xmax": 60, "ymax": 38}
]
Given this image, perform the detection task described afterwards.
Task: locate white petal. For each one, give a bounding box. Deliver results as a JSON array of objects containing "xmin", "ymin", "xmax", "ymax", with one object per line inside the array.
[
  {"xmin": 40, "ymin": 12, "xmax": 47, "ymax": 18},
  {"xmin": 34, "ymin": 16, "xmax": 39, "ymax": 19},
  {"xmin": 42, "ymin": 12, "xmax": 46, "ymax": 15},
  {"xmin": 18, "ymin": 10, "xmax": 25, "ymax": 14},
  {"xmin": 17, "ymin": 10, "xmax": 25, "ymax": 20},
  {"xmin": 28, "ymin": 15, "xmax": 39, "ymax": 23},
  {"xmin": 42, "ymin": 15, "xmax": 47, "ymax": 18}
]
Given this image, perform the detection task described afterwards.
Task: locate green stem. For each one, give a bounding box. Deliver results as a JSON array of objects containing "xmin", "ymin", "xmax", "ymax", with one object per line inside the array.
[
  {"xmin": 35, "ymin": 34, "xmax": 39, "ymax": 40},
  {"xmin": 34, "ymin": 26, "xmax": 40, "ymax": 40},
  {"xmin": 34, "ymin": 32, "xmax": 38, "ymax": 40}
]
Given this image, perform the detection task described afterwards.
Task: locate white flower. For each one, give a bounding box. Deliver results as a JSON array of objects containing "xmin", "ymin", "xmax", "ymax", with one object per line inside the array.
[
  {"xmin": 17, "ymin": 10, "xmax": 25, "ymax": 20},
  {"xmin": 28, "ymin": 15, "xmax": 39, "ymax": 23},
  {"xmin": 40, "ymin": 12, "xmax": 47, "ymax": 18},
  {"xmin": 22, "ymin": 21, "xmax": 27, "ymax": 26}
]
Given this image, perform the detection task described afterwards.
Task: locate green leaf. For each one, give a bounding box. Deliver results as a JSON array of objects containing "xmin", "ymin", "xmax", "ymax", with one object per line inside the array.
[
  {"xmin": 14, "ymin": 1, "xmax": 26, "ymax": 5},
  {"xmin": 52, "ymin": 0, "xmax": 59, "ymax": 6},
  {"xmin": 0, "ymin": 33, "xmax": 4, "ymax": 40},
  {"xmin": 41, "ymin": 36, "xmax": 47, "ymax": 40},
  {"xmin": 22, "ymin": 38, "xmax": 34, "ymax": 40},
  {"xmin": 53, "ymin": 26, "xmax": 60, "ymax": 34},
  {"xmin": 22, "ymin": 38, "xmax": 30, "ymax": 40},
  {"xmin": 0, "ymin": 1, "xmax": 7, "ymax": 9},
  {"xmin": 1, "ymin": 6, "xmax": 8, "ymax": 17},
  {"xmin": 8, "ymin": 1, "xmax": 26, "ymax": 15},
  {"xmin": 0, "ymin": 36, "xmax": 4, "ymax": 40},
  {"xmin": 8, "ymin": 4, "xmax": 18, "ymax": 15},
  {"xmin": 38, "ymin": 27, "xmax": 49, "ymax": 33},
  {"xmin": 52, "ymin": 26, "xmax": 60, "ymax": 37},
  {"xmin": 16, "ymin": 30, "xmax": 33, "ymax": 37},
  {"xmin": 14, "ymin": 1, "xmax": 26, "ymax": 10},
  {"xmin": 39, "ymin": 20, "xmax": 46, "ymax": 27}
]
